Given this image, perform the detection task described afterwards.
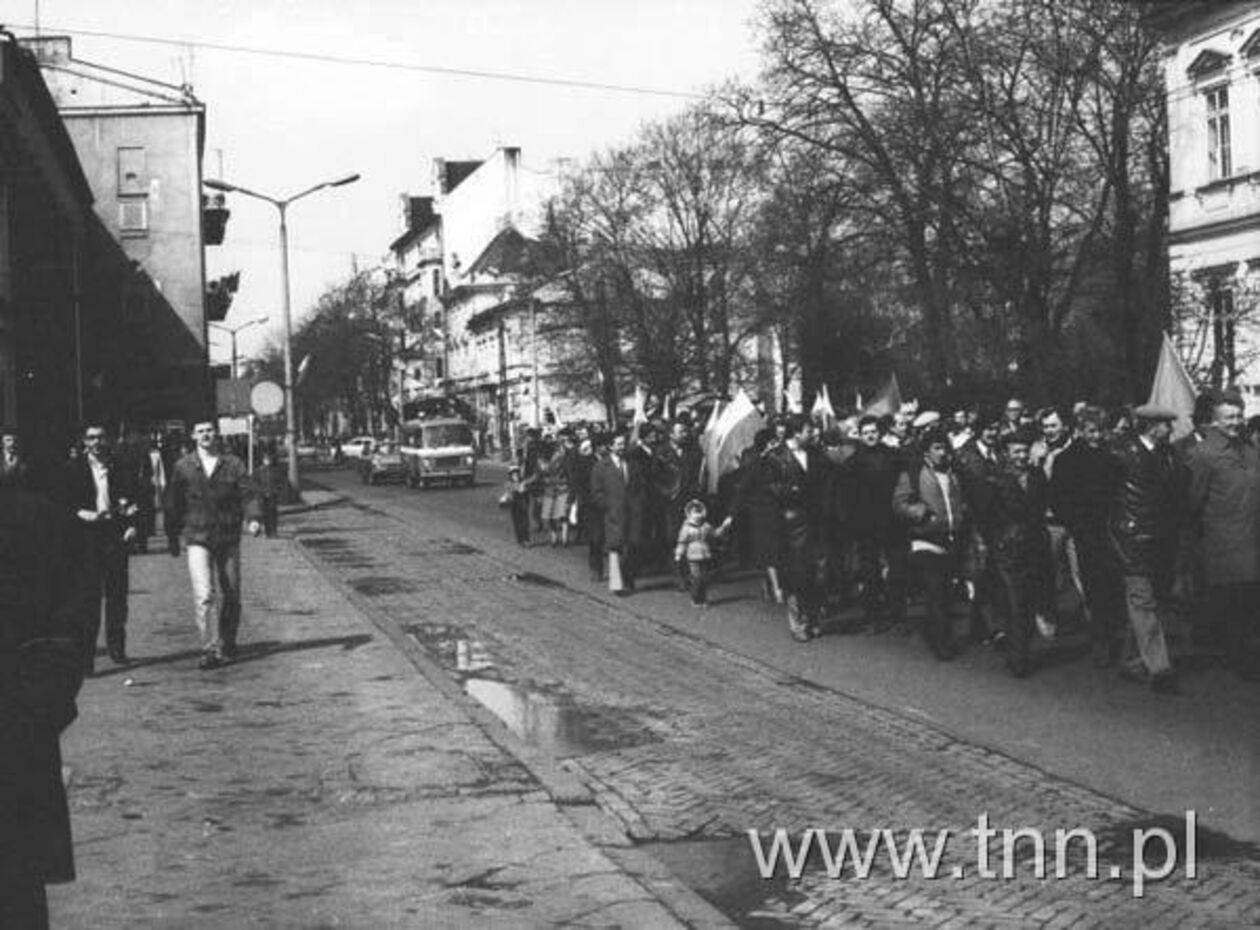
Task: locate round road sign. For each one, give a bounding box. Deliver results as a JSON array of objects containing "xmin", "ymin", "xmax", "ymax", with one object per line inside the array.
[{"xmin": 250, "ymin": 380, "xmax": 284, "ymax": 417}]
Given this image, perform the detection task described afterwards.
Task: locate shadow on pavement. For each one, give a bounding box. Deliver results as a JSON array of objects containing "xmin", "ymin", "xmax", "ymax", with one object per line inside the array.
[{"xmin": 89, "ymin": 633, "xmax": 374, "ymax": 679}]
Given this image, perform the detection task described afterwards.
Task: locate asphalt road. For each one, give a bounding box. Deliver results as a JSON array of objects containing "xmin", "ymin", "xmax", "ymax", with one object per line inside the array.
[{"xmin": 293, "ymin": 463, "xmax": 1259, "ymax": 927}]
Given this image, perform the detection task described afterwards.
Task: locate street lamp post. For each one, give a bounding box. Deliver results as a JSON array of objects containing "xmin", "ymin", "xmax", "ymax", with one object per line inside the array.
[
  {"xmin": 204, "ymin": 173, "xmax": 359, "ymax": 495},
  {"xmin": 208, "ymin": 316, "xmax": 268, "ymax": 379}
]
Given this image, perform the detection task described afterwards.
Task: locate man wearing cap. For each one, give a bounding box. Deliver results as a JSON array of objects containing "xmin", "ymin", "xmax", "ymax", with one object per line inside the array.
[
  {"xmin": 1185, "ymin": 390, "xmax": 1260, "ymax": 681},
  {"xmin": 1108, "ymin": 404, "xmax": 1182, "ymax": 693}
]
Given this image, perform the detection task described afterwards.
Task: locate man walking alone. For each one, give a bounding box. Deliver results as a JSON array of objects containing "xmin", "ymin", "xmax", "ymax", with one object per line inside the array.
[{"xmin": 165, "ymin": 420, "xmax": 263, "ymax": 669}]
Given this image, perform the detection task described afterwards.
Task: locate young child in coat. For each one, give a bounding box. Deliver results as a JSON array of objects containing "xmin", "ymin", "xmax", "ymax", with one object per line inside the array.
[
  {"xmin": 501, "ymin": 465, "xmax": 534, "ymax": 546},
  {"xmin": 674, "ymin": 499, "xmax": 732, "ymax": 607}
]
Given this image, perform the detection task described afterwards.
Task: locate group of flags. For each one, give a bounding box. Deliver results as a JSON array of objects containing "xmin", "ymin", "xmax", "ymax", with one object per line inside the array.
[{"xmin": 638, "ymin": 330, "xmax": 1201, "ymax": 496}]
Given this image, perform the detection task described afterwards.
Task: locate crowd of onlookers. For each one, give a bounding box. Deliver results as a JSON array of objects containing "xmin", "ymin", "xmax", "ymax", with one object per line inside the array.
[{"xmin": 502, "ymin": 391, "xmax": 1260, "ymax": 693}]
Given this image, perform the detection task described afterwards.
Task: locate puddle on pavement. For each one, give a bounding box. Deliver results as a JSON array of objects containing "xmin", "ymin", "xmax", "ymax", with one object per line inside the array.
[
  {"xmin": 403, "ymin": 623, "xmax": 657, "ymax": 756},
  {"xmin": 349, "ymin": 575, "xmax": 416, "ymax": 596},
  {"xmin": 463, "ymin": 678, "xmax": 660, "ymax": 756},
  {"xmin": 643, "ymin": 836, "xmax": 805, "ymax": 928}
]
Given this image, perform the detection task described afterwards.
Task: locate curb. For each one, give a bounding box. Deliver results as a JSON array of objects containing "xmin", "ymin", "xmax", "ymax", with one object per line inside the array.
[{"xmin": 287, "ymin": 534, "xmax": 736, "ymax": 930}]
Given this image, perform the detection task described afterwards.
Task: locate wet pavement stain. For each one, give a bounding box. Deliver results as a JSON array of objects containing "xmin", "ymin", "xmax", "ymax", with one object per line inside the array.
[
  {"xmin": 505, "ymin": 571, "xmax": 566, "ymax": 589},
  {"xmin": 350, "ymin": 576, "xmax": 417, "ymax": 596},
  {"xmin": 643, "ymin": 836, "xmax": 805, "ymax": 929},
  {"xmin": 464, "ymin": 677, "xmax": 661, "ymax": 756}
]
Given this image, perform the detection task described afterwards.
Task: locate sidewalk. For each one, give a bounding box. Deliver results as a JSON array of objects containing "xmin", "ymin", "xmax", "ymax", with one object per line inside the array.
[{"xmin": 50, "ymin": 534, "xmax": 723, "ymax": 928}]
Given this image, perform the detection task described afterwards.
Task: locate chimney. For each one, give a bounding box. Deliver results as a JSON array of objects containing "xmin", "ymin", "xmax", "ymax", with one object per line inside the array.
[{"xmin": 502, "ymin": 146, "xmax": 520, "ymax": 226}]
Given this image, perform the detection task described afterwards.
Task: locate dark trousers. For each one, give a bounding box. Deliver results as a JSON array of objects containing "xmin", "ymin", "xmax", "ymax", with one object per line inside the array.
[
  {"xmin": 1071, "ymin": 526, "xmax": 1126, "ymax": 648},
  {"xmin": 782, "ymin": 515, "xmax": 821, "ymax": 622},
  {"xmin": 993, "ymin": 554, "xmax": 1037, "ymax": 665},
  {"xmin": 687, "ymin": 560, "xmax": 710, "ymax": 605},
  {"xmin": 261, "ymin": 496, "xmax": 279, "ymax": 538},
  {"xmin": 83, "ymin": 530, "xmax": 128, "ymax": 665},
  {"xmin": 909, "ymin": 549, "xmax": 958, "ymax": 651},
  {"xmin": 0, "ymin": 880, "xmax": 48, "ymax": 929},
  {"xmin": 585, "ymin": 508, "xmax": 605, "ymax": 579},
  {"xmin": 509, "ymin": 497, "xmax": 531, "ymax": 544},
  {"xmin": 1210, "ymin": 582, "xmax": 1260, "ymax": 673},
  {"xmin": 855, "ymin": 526, "xmax": 908, "ymax": 619}
]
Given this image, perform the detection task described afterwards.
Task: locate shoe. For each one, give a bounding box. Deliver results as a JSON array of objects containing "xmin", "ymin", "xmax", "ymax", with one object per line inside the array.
[
  {"xmin": 1006, "ymin": 653, "xmax": 1031, "ymax": 678},
  {"xmin": 1117, "ymin": 662, "xmax": 1149, "ymax": 685},
  {"xmin": 108, "ymin": 649, "xmax": 131, "ymax": 666},
  {"xmin": 1034, "ymin": 613, "xmax": 1057, "ymax": 641},
  {"xmin": 1092, "ymin": 642, "xmax": 1119, "ymax": 669},
  {"xmin": 221, "ymin": 642, "xmax": 239, "ymax": 661},
  {"xmin": 198, "ymin": 650, "xmax": 224, "ymax": 670},
  {"xmin": 1150, "ymin": 671, "xmax": 1179, "ymax": 695}
]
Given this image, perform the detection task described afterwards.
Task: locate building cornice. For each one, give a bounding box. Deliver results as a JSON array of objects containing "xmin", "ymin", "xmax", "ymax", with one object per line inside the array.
[{"xmin": 1169, "ymin": 210, "xmax": 1260, "ymax": 247}]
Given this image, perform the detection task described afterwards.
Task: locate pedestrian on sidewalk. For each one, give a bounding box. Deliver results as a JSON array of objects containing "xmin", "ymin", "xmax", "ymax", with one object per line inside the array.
[
  {"xmin": 251, "ymin": 446, "xmax": 288, "ymax": 538},
  {"xmin": 164, "ymin": 419, "xmax": 263, "ymax": 669},
  {"xmin": 500, "ymin": 465, "xmax": 534, "ymax": 546},
  {"xmin": 58, "ymin": 423, "xmax": 139, "ymax": 672},
  {"xmin": 1, "ymin": 483, "xmax": 89, "ymax": 930}
]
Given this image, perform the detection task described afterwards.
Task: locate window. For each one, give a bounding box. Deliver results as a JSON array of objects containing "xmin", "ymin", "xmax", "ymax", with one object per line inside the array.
[
  {"xmin": 119, "ymin": 200, "xmax": 148, "ymax": 237},
  {"xmin": 117, "ymin": 147, "xmax": 148, "ymax": 196},
  {"xmin": 1206, "ymin": 85, "xmax": 1232, "ymax": 181}
]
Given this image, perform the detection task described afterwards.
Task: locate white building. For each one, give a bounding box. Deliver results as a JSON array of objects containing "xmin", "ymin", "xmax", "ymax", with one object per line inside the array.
[
  {"xmin": 390, "ymin": 147, "xmax": 601, "ymax": 449},
  {"xmin": 1149, "ymin": 1, "xmax": 1260, "ymax": 407}
]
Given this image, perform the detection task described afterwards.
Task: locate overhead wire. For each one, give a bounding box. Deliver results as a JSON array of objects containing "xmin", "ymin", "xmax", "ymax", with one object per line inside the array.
[{"xmin": 8, "ymin": 23, "xmax": 704, "ymax": 100}]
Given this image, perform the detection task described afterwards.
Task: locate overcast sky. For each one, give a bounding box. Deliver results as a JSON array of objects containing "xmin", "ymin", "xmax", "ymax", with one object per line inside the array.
[{"xmin": 16, "ymin": 0, "xmax": 764, "ymax": 364}]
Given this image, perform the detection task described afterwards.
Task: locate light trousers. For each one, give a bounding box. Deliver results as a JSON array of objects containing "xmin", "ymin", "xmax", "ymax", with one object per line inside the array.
[
  {"xmin": 187, "ymin": 543, "xmax": 242, "ymax": 652},
  {"xmin": 1121, "ymin": 574, "xmax": 1173, "ymax": 677}
]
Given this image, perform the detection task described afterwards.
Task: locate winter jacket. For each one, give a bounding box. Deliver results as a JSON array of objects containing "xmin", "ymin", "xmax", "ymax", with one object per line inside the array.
[
  {"xmin": 1185, "ymin": 427, "xmax": 1260, "ymax": 586},
  {"xmin": 1108, "ymin": 437, "xmax": 1183, "ymax": 576},
  {"xmin": 675, "ymin": 521, "xmax": 721, "ymax": 563},
  {"xmin": 892, "ymin": 462, "xmax": 968, "ymax": 550},
  {"xmin": 165, "ymin": 451, "xmax": 262, "ymax": 549}
]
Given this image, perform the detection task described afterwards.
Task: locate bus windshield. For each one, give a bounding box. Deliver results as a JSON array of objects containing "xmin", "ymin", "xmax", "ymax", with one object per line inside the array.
[{"xmin": 423, "ymin": 423, "xmax": 473, "ymax": 448}]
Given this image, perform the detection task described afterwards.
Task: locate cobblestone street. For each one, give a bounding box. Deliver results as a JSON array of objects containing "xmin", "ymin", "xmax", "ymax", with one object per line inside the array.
[{"xmin": 289, "ymin": 471, "xmax": 1260, "ymax": 929}]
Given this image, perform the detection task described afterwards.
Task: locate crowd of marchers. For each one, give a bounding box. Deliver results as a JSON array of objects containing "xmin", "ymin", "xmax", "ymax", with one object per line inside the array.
[{"xmin": 501, "ymin": 390, "xmax": 1260, "ymax": 694}]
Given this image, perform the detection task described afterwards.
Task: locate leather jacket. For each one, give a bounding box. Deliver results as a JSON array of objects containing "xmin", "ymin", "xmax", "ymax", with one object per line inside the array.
[{"xmin": 1108, "ymin": 437, "xmax": 1182, "ymax": 575}]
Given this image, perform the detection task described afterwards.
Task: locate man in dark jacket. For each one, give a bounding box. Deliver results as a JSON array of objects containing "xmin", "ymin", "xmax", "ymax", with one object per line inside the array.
[
  {"xmin": 986, "ymin": 429, "xmax": 1053, "ymax": 677},
  {"xmin": 1050, "ymin": 406, "xmax": 1126, "ymax": 666},
  {"xmin": 767, "ymin": 417, "xmax": 830, "ymax": 642},
  {"xmin": 1109, "ymin": 405, "xmax": 1182, "ymax": 693},
  {"xmin": 165, "ymin": 420, "xmax": 263, "ymax": 669},
  {"xmin": 892, "ymin": 428, "xmax": 970, "ymax": 659},
  {"xmin": 589, "ymin": 431, "xmax": 647, "ymax": 595},
  {"xmin": 59, "ymin": 424, "xmax": 139, "ymax": 672},
  {"xmin": 1, "ymin": 484, "xmax": 89, "ymax": 929},
  {"xmin": 846, "ymin": 415, "xmax": 908, "ymax": 627}
]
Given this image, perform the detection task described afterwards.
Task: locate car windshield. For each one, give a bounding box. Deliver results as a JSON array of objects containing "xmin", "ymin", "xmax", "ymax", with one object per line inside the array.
[{"xmin": 423, "ymin": 424, "xmax": 473, "ymax": 448}]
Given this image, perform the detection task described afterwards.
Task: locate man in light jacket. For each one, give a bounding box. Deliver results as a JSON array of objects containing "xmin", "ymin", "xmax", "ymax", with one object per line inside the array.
[
  {"xmin": 1185, "ymin": 390, "xmax": 1260, "ymax": 681},
  {"xmin": 165, "ymin": 420, "xmax": 263, "ymax": 669},
  {"xmin": 893, "ymin": 428, "xmax": 971, "ymax": 660}
]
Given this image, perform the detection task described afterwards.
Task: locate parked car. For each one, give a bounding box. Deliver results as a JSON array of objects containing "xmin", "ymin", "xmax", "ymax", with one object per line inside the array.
[
  {"xmin": 362, "ymin": 440, "xmax": 407, "ymax": 485},
  {"xmin": 400, "ymin": 418, "xmax": 477, "ymax": 489},
  {"xmin": 339, "ymin": 435, "xmax": 375, "ymax": 462}
]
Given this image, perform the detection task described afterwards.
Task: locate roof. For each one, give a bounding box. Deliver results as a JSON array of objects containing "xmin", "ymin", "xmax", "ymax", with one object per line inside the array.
[
  {"xmin": 465, "ymin": 226, "xmax": 558, "ymax": 279},
  {"xmin": 442, "ymin": 160, "xmax": 482, "ymax": 194}
]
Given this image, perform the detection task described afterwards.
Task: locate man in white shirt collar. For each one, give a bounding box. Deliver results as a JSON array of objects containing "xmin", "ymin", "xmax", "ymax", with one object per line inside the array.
[
  {"xmin": 165, "ymin": 420, "xmax": 263, "ymax": 669},
  {"xmin": 66, "ymin": 423, "xmax": 137, "ymax": 671}
]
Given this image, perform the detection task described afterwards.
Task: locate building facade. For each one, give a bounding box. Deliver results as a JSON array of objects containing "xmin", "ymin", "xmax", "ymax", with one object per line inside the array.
[
  {"xmin": 2, "ymin": 32, "xmax": 185, "ymax": 459},
  {"xmin": 25, "ymin": 35, "xmax": 212, "ymax": 423},
  {"xmin": 1149, "ymin": 2, "xmax": 1260, "ymax": 407}
]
